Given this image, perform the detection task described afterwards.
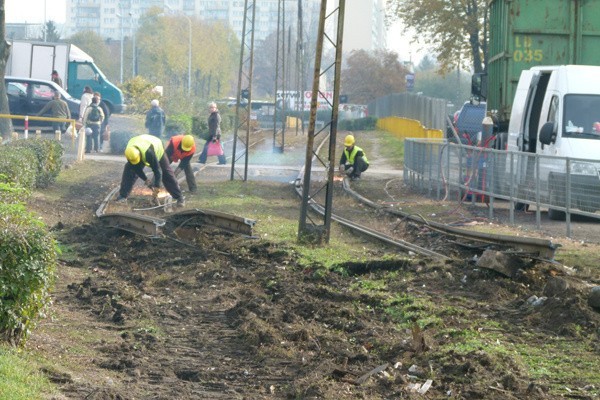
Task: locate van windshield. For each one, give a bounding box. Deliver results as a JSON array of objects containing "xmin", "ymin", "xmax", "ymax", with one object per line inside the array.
[{"xmin": 563, "ymin": 94, "xmax": 600, "ymax": 138}]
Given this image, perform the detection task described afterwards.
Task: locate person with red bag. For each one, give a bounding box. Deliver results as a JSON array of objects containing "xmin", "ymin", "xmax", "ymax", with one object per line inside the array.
[
  {"xmin": 198, "ymin": 102, "xmax": 227, "ymax": 165},
  {"xmin": 166, "ymin": 134, "xmax": 197, "ymax": 193}
]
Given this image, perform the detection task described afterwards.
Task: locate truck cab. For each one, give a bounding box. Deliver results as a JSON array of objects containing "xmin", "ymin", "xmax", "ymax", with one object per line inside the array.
[
  {"xmin": 6, "ymin": 40, "xmax": 125, "ymax": 114},
  {"xmin": 65, "ymin": 45, "xmax": 125, "ymax": 114}
]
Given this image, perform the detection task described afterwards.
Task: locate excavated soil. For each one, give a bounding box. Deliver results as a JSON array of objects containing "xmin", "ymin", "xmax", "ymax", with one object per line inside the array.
[{"xmin": 22, "ymin": 123, "xmax": 600, "ymax": 399}]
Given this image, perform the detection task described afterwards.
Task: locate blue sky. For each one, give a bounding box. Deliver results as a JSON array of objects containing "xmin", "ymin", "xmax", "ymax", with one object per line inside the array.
[{"xmin": 6, "ymin": 0, "xmax": 66, "ymax": 24}]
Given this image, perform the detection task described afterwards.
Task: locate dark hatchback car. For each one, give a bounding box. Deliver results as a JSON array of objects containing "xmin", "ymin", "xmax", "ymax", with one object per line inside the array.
[{"xmin": 5, "ymin": 76, "xmax": 80, "ymax": 129}]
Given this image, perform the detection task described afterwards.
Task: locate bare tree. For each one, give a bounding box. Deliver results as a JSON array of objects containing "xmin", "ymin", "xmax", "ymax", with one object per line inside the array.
[{"xmin": 0, "ymin": 0, "xmax": 13, "ymax": 139}]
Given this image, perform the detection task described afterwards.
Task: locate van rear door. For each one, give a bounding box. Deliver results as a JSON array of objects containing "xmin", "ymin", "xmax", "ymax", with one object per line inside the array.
[{"xmin": 508, "ymin": 70, "xmax": 540, "ymax": 152}]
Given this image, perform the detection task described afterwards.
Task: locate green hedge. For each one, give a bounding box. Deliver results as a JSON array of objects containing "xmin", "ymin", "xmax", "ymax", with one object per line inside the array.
[
  {"xmin": 338, "ymin": 116, "xmax": 378, "ymax": 131},
  {"xmin": 109, "ymin": 130, "xmax": 139, "ymax": 154},
  {"xmin": 0, "ymin": 146, "xmax": 37, "ymax": 190},
  {"xmin": 0, "ymin": 179, "xmax": 57, "ymax": 346},
  {"xmin": 165, "ymin": 114, "xmax": 192, "ymax": 138},
  {"xmin": 6, "ymin": 139, "xmax": 63, "ymax": 188}
]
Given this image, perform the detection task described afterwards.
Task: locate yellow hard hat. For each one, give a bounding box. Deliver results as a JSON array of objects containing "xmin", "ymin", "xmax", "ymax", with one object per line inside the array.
[
  {"xmin": 181, "ymin": 135, "xmax": 195, "ymax": 151},
  {"xmin": 125, "ymin": 146, "xmax": 141, "ymax": 165},
  {"xmin": 344, "ymin": 134, "xmax": 355, "ymax": 147}
]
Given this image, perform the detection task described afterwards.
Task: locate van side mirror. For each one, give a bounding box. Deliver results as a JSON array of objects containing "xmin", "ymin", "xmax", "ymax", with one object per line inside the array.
[
  {"xmin": 471, "ymin": 73, "xmax": 488, "ymax": 100},
  {"xmin": 539, "ymin": 122, "xmax": 556, "ymax": 145}
]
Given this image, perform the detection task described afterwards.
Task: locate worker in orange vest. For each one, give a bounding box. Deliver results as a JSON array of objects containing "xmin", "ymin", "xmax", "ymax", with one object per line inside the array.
[{"xmin": 165, "ymin": 134, "xmax": 197, "ymax": 193}]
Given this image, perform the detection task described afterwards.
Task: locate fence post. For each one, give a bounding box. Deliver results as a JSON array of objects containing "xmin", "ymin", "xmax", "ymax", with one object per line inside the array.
[
  {"xmin": 427, "ymin": 142, "xmax": 433, "ymax": 197},
  {"xmin": 458, "ymin": 146, "xmax": 463, "ymax": 202},
  {"xmin": 24, "ymin": 115, "xmax": 29, "ymax": 139},
  {"xmin": 488, "ymin": 149, "xmax": 494, "ymax": 220},
  {"xmin": 509, "ymin": 152, "xmax": 515, "ymax": 225},
  {"xmin": 566, "ymin": 159, "xmax": 572, "ymax": 237},
  {"xmin": 535, "ymin": 154, "xmax": 541, "ymax": 229}
]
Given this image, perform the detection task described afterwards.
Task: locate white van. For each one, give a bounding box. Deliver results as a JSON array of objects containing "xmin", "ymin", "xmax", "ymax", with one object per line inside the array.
[{"xmin": 506, "ymin": 65, "xmax": 600, "ymax": 218}]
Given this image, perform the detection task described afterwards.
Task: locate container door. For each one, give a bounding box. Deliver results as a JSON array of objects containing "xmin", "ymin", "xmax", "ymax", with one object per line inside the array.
[{"xmin": 31, "ymin": 45, "xmax": 56, "ymax": 80}]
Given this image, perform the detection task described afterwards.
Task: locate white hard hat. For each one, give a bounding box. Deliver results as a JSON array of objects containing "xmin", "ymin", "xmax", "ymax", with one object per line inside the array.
[{"xmin": 151, "ymin": 99, "xmax": 159, "ymax": 107}]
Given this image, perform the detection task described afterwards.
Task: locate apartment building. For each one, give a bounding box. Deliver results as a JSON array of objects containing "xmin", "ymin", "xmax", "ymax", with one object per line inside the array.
[{"xmin": 64, "ymin": 0, "xmax": 320, "ymax": 43}]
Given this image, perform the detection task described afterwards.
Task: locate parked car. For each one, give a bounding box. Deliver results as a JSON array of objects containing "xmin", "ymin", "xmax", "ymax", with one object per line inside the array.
[{"xmin": 5, "ymin": 76, "xmax": 80, "ymax": 129}]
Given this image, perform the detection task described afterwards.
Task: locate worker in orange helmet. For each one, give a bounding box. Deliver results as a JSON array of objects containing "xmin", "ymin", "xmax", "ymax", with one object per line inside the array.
[
  {"xmin": 338, "ymin": 134, "xmax": 369, "ymax": 181},
  {"xmin": 115, "ymin": 134, "xmax": 185, "ymax": 207},
  {"xmin": 165, "ymin": 134, "xmax": 197, "ymax": 193}
]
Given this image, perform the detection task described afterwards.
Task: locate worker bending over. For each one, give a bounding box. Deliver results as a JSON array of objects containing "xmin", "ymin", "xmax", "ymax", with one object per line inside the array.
[
  {"xmin": 165, "ymin": 134, "xmax": 197, "ymax": 194},
  {"xmin": 339, "ymin": 134, "xmax": 369, "ymax": 181},
  {"xmin": 116, "ymin": 134, "xmax": 185, "ymax": 207}
]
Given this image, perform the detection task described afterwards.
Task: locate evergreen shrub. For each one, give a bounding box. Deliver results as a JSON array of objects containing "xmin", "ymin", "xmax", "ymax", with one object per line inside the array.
[{"xmin": 0, "ymin": 180, "xmax": 57, "ymax": 346}]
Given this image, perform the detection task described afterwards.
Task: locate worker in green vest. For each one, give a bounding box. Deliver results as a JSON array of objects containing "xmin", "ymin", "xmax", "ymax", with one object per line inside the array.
[
  {"xmin": 339, "ymin": 134, "xmax": 369, "ymax": 181},
  {"xmin": 115, "ymin": 134, "xmax": 185, "ymax": 207}
]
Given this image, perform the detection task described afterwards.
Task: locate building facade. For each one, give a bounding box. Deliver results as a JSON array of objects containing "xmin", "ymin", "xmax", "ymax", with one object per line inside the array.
[
  {"xmin": 340, "ymin": 0, "xmax": 387, "ymax": 53},
  {"xmin": 64, "ymin": 0, "xmax": 321, "ymax": 43}
]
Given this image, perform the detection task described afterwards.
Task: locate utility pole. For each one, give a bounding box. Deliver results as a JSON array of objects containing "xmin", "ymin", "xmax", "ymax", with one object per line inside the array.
[
  {"xmin": 229, "ymin": 0, "xmax": 257, "ymax": 181},
  {"xmin": 272, "ymin": 0, "xmax": 286, "ymax": 153},
  {"xmin": 297, "ymin": 0, "xmax": 346, "ymax": 244}
]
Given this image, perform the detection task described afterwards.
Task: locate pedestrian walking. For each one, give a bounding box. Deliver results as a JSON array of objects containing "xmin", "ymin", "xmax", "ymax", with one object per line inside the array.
[
  {"xmin": 198, "ymin": 102, "xmax": 226, "ymax": 164},
  {"xmin": 82, "ymin": 96, "xmax": 105, "ymax": 153},
  {"xmin": 115, "ymin": 134, "xmax": 185, "ymax": 207},
  {"xmin": 37, "ymin": 91, "xmax": 71, "ymax": 133},
  {"xmin": 165, "ymin": 134, "xmax": 197, "ymax": 193},
  {"xmin": 78, "ymin": 86, "xmax": 94, "ymax": 125},
  {"xmin": 145, "ymin": 99, "xmax": 166, "ymax": 138},
  {"xmin": 339, "ymin": 134, "xmax": 369, "ymax": 181}
]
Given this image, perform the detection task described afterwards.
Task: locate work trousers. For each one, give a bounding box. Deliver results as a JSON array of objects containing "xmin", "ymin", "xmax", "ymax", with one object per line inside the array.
[
  {"xmin": 85, "ymin": 124, "xmax": 100, "ymax": 153},
  {"xmin": 119, "ymin": 154, "xmax": 183, "ymax": 200},
  {"xmin": 180, "ymin": 162, "xmax": 197, "ymax": 192},
  {"xmin": 344, "ymin": 156, "xmax": 369, "ymax": 178}
]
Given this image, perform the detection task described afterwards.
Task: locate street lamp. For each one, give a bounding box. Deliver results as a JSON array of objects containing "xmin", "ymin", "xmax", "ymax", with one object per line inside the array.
[
  {"xmin": 116, "ymin": 12, "xmax": 124, "ymax": 84},
  {"xmin": 130, "ymin": 12, "xmax": 136, "ymax": 78},
  {"xmin": 165, "ymin": 5, "xmax": 192, "ymax": 94}
]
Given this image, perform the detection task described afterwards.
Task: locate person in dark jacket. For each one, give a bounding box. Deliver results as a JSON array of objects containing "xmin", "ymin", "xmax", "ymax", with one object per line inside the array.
[
  {"xmin": 115, "ymin": 134, "xmax": 185, "ymax": 207},
  {"xmin": 51, "ymin": 70, "xmax": 63, "ymax": 88},
  {"xmin": 37, "ymin": 91, "xmax": 71, "ymax": 133},
  {"xmin": 82, "ymin": 96, "xmax": 105, "ymax": 153},
  {"xmin": 339, "ymin": 134, "xmax": 369, "ymax": 181},
  {"xmin": 165, "ymin": 134, "xmax": 197, "ymax": 193},
  {"xmin": 198, "ymin": 102, "xmax": 227, "ymax": 164},
  {"xmin": 145, "ymin": 99, "xmax": 166, "ymax": 138}
]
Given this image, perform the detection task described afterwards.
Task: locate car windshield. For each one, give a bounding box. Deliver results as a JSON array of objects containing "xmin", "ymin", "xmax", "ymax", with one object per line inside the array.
[{"xmin": 563, "ymin": 94, "xmax": 600, "ymax": 138}]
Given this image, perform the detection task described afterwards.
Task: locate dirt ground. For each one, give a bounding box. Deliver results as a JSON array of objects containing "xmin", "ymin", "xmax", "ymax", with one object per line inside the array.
[{"xmin": 23, "ymin": 121, "xmax": 600, "ymax": 399}]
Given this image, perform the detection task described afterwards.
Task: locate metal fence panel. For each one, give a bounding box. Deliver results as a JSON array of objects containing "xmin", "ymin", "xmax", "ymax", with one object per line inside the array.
[{"xmin": 404, "ymin": 138, "xmax": 600, "ymax": 236}]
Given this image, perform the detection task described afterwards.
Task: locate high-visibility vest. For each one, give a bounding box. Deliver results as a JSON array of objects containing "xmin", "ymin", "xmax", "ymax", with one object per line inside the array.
[
  {"xmin": 128, "ymin": 134, "xmax": 164, "ymax": 166},
  {"xmin": 344, "ymin": 145, "xmax": 368, "ymax": 165},
  {"xmin": 169, "ymin": 135, "xmax": 196, "ymax": 162}
]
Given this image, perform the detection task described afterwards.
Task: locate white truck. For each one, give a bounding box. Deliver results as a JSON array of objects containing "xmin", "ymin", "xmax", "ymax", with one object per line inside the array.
[
  {"xmin": 6, "ymin": 40, "xmax": 125, "ymax": 114},
  {"xmin": 487, "ymin": 65, "xmax": 600, "ymax": 219}
]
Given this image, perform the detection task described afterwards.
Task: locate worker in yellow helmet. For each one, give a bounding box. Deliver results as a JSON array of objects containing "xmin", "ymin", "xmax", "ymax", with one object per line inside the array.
[
  {"xmin": 165, "ymin": 134, "xmax": 197, "ymax": 193},
  {"xmin": 115, "ymin": 134, "xmax": 185, "ymax": 207},
  {"xmin": 338, "ymin": 133, "xmax": 369, "ymax": 181}
]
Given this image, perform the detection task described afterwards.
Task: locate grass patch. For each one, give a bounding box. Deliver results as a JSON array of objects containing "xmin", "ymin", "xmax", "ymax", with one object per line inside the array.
[
  {"xmin": 0, "ymin": 345, "xmax": 54, "ymax": 399},
  {"xmin": 382, "ymin": 293, "xmax": 443, "ymax": 329}
]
